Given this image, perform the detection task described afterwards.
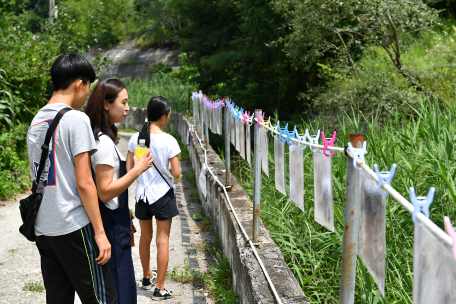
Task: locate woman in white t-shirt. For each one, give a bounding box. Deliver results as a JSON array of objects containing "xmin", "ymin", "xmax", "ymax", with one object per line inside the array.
[
  {"xmin": 126, "ymin": 96, "xmax": 181, "ymax": 301},
  {"xmin": 85, "ymin": 79, "xmax": 153, "ymax": 304}
]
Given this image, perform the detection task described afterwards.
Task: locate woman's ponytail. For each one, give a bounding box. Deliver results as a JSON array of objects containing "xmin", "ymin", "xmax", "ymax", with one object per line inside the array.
[{"xmin": 138, "ymin": 119, "xmax": 150, "ymax": 147}]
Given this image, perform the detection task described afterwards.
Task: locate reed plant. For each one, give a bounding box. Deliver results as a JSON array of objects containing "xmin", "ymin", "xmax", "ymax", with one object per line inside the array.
[
  {"xmin": 229, "ymin": 90, "xmax": 456, "ymax": 303},
  {"xmin": 123, "ymin": 74, "xmax": 195, "ymax": 114}
]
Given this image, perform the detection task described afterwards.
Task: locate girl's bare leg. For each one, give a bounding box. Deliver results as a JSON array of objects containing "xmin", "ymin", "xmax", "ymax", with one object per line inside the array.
[
  {"xmin": 155, "ymin": 218, "xmax": 172, "ymax": 291},
  {"xmin": 138, "ymin": 219, "xmax": 154, "ymax": 278}
]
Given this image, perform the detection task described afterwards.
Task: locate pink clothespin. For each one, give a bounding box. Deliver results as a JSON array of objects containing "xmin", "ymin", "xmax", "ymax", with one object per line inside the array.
[
  {"xmin": 243, "ymin": 111, "xmax": 254, "ymax": 126},
  {"xmin": 444, "ymin": 216, "xmax": 456, "ymax": 260},
  {"xmin": 255, "ymin": 112, "xmax": 265, "ymax": 128},
  {"xmin": 321, "ymin": 131, "xmax": 337, "ymax": 157}
]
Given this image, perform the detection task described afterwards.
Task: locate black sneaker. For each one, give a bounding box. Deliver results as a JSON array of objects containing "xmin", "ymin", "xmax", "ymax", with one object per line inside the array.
[
  {"xmin": 152, "ymin": 288, "xmax": 173, "ymax": 300},
  {"xmin": 142, "ymin": 271, "xmax": 157, "ymax": 290}
]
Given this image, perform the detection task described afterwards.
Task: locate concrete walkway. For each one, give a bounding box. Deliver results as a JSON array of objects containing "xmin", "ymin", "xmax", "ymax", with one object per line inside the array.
[{"xmin": 0, "ymin": 132, "xmax": 215, "ymax": 304}]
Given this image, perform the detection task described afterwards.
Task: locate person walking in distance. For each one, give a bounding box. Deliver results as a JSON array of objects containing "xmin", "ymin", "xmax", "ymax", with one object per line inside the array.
[
  {"xmin": 126, "ymin": 96, "xmax": 181, "ymax": 301},
  {"xmin": 26, "ymin": 53, "xmax": 118, "ymax": 303}
]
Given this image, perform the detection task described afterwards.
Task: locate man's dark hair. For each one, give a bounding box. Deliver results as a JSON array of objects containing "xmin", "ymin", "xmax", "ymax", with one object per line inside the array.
[{"xmin": 50, "ymin": 53, "xmax": 96, "ymax": 91}]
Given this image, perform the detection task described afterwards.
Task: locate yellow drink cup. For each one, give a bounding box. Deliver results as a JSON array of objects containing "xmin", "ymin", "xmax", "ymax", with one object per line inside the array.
[{"xmin": 135, "ymin": 147, "xmax": 149, "ymax": 158}]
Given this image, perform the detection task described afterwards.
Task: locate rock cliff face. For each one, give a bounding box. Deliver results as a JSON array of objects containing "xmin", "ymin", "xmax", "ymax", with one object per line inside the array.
[{"xmin": 84, "ymin": 39, "xmax": 180, "ymax": 79}]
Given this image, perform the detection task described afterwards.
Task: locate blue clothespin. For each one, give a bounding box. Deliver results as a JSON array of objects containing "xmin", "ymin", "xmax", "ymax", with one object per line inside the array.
[
  {"xmin": 296, "ymin": 128, "xmax": 308, "ymax": 150},
  {"xmin": 230, "ymin": 103, "xmax": 236, "ymax": 115},
  {"xmin": 279, "ymin": 123, "xmax": 289, "ymax": 143},
  {"xmin": 347, "ymin": 141, "xmax": 367, "ymax": 170},
  {"xmin": 286, "ymin": 126, "xmax": 297, "ymax": 146},
  {"xmin": 410, "ymin": 187, "xmax": 435, "ymax": 226},
  {"xmin": 374, "ymin": 164, "xmax": 397, "ymax": 195},
  {"xmin": 305, "ymin": 129, "xmax": 320, "ymax": 152},
  {"xmin": 237, "ymin": 108, "xmax": 244, "ymax": 122}
]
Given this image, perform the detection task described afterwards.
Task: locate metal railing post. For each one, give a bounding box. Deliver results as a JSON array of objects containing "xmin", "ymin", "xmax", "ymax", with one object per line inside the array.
[
  {"xmin": 253, "ymin": 109, "xmax": 262, "ymax": 243},
  {"xmin": 340, "ymin": 133, "xmax": 364, "ymax": 304},
  {"xmin": 224, "ymin": 102, "xmax": 232, "ymax": 188}
]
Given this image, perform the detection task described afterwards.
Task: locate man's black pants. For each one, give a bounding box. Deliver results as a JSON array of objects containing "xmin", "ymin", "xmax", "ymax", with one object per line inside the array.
[{"xmin": 35, "ymin": 223, "xmax": 118, "ymax": 304}]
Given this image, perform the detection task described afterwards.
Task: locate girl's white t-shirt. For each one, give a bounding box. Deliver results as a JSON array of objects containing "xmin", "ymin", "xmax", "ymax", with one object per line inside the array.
[
  {"xmin": 128, "ymin": 132, "xmax": 181, "ymax": 204},
  {"xmin": 91, "ymin": 134, "xmax": 126, "ymax": 210}
]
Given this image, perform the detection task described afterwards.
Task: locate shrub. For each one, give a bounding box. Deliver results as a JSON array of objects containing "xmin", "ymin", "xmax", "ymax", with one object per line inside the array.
[
  {"xmin": 308, "ymin": 26, "xmax": 456, "ymax": 121},
  {"xmin": 0, "ymin": 123, "xmax": 31, "ymax": 199}
]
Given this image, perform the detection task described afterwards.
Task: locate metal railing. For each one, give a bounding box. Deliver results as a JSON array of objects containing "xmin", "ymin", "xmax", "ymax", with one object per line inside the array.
[{"xmin": 190, "ymin": 92, "xmax": 456, "ymax": 304}]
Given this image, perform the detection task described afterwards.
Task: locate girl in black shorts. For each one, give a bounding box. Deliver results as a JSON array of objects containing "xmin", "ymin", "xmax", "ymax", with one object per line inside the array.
[{"xmin": 126, "ymin": 96, "xmax": 181, "ymax": 301}]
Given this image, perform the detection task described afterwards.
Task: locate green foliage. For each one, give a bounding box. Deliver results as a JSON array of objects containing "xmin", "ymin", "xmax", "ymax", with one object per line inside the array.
[
  {"xmin": 0, "ymin": 123, "xmax": 31, "ymax": 200},
  {"xmin": 270, "ymin": 0, "xmax": 439, "ymax": 90},
  {"xmin": 309, "ymin": 26, "xmax": 456, "ymax": 118},
  {"xmin": 193, "ymin": 214, "xmax": 203, "ymax": 221},
  {"xmin": 0, "ymin": 69, "xmax": 23, "ymax": 127},
  {"xmin": 60, "ymin": 0, "xmax": 136, "ymax": 47},
  {"xmin": 171, "ymin": 0, "xmax": 311, "ymax": 119},
  {"xmin": 123, "ymin": 74, "xmax": 194, "ymax": 113},
  {"xmin": 168, "ymin": 231, "xmax": 238, "ymax": 302},
  {"xmin": 0, "ymin": 3, "xmax": 107, "ymax": 199},
  {"xmin": 229, "ymin": 95, "xmax": 456, "ymax": 302},
  {"xmin": 22, "ymin": 281, "xmax": 45, "ymax": 292},
  {"xmin": 0, "ymin": 2, "xmax": 108, "ymax": 120},
  {"xmin": 168, "ymin": 257, "xmax": 205, "ymax": 285},
  {"xmin": 172, "ymin": 53, "xmax": 199, "ymax": 81},
  {"xmin": 135, "ymin": 0, "xmax": 186, "ymax": 46}
]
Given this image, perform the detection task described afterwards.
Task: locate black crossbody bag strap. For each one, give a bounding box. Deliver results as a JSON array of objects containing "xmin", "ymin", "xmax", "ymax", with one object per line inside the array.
[
  {"xmin": 152, "ymin": 162, "xmax": 173, "ymax": 190},
  {"xmin": 32, "ymin": 107, "xmax": 72, "ymax": 193}
]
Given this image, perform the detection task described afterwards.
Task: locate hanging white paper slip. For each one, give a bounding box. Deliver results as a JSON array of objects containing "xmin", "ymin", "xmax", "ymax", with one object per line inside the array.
[
  {"xmin": 230, "ymin": 115, "xmax": 235, "ymax": 146},
  {"xmin": 217, "ymin": 110, "xmax": 222, "ymax": 134},
  {"xmin": 274, "ymin": 137, "xmax": 286, "ymax": 196},
  {"xmin": 261, "ymin": 130, "xmax": 269, "ymax": 177},
  {"xmin": 413, "ymin": 224, "xmax": 456, "ymax": 303},
  {"xmin": 359, "ymin": 170, "xmax": 386, "ymax": 296},
  {"xmin": 199, "ymin": 164, "xmax": 208, "ymax": 198},
  {"xmin": 212, "ymin": 110, "xmax": 216, "ymax": 134},
  {"xmin": 235, "ymin": 119, "xmax": 241, "ymax": 152},
  {"xmin": 212, "ymin": 109, "xmax": 217, "ymax": 133},
  {"xmin": 193, "ymin": 99, "xmax": 197, "ymax": 124},
  {"xmin": 313, "ymin": 151, "xmax": 334, "ymax": 232},
  {"xmin": 289, "ymin": 145, "xmax": 304, "ymax": 211},
  {"xmin": 246, "ymin": 124, "xmax": 251, "ymax": 166},
  {"xmin": 240, "ymin": 123, "xmax": 245, "ymax": 159},
  {"xmin": 209, "ymin": 109, "xmax": 214, "ymax": 133}
]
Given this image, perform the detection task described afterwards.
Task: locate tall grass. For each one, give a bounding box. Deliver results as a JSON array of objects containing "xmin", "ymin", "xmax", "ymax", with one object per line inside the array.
[
  {"xmin": 229, "ymin": 91, "xmax": 456, "ymax": 303},
  {"xmin": 123, "ymin": 74, "xmax": 195, "ymax": 113}
]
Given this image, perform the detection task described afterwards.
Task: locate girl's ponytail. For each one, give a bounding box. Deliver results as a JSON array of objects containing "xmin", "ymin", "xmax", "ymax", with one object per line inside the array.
[
  {"xmin": 138, "ymin": 119, "xmax": 151, "ymax": 147},
  {"xmin": 138, "ymin": 96, "xmax": 171, "ymax": 148}
]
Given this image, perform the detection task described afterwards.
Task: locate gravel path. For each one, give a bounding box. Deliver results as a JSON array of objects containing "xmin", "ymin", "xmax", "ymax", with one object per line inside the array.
[{"xmin": 0, "ymin": 133, "xmax": 214, "ymax": 304}]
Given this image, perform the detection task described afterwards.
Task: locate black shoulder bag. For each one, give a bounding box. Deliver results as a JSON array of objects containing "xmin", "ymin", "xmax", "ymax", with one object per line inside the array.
[{"xmin": 19, "ymin": 107, "xmax": 71, "ymax": 241}]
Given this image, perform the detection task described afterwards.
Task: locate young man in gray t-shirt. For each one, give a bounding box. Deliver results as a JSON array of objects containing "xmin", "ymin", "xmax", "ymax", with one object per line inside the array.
[{"xmin": 27, "ymin": 53, "xmax": 118, "ymax": 304}]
